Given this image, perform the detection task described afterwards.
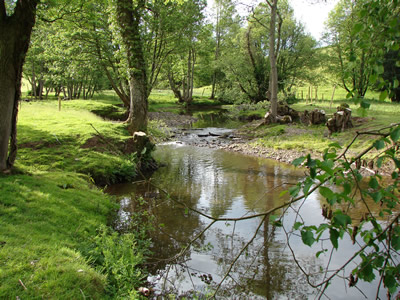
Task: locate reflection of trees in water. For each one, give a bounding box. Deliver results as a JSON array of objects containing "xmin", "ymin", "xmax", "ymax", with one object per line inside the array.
[
  {"xmin": 125, "ymin": 182, "xmax": 204, "ymax": 274},
  {"xmin": 210, "ymin": 217, "xmax": 319, "ymax": 299}
]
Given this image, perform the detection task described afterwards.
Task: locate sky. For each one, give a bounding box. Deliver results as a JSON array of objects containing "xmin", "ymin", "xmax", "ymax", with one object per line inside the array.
[
  {"xmin": 206, "ymin": 0, "xmax": 340, "ymax": 41},
  {"xmin": 288, "ymin": 0, "xmax": 339, "ymax": 40}
]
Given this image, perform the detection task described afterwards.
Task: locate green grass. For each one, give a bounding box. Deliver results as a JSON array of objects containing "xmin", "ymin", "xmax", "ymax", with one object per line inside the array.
[
  {"xmin": 294, "ymin": 84, "xmax": 384, "ymax": 102},
  {"xmin": 0, "ymin": 171, "xmax": 114, "ymax": 299},
  {"xmin": 148, "ymin": 88, "xmax": 224, "ymax": 113},
  {"xmin": 1, "ymin": 94, "xmax": 156, "ymax": 298},
  {"xmin": 17, "ymin": 100, "xmax": 136, "ymax": 185},
  {"xmin": 249, "ymin": 98, "xmax": 400, "ymax": 156}
]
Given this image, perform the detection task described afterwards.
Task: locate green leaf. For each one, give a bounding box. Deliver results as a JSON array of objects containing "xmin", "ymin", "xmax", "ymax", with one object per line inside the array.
[
  {"xmin": 316, "ymin": 249, "xmax": 327, "ymax": 258},
  {"xmin": 377, "ymin": 156, "xmax": 384, "ymax": 168},
  {"xmin": 342, "ymin": 182, "xmax": 352, "ymax": 196},
  {"xmin": 294, "ymin": 222, "xmax": 303, "ymax": 230},
  {"xmin": 379, "ymin": 90, "xmax": 388, "ymax": 101},
  {"xmin": 368, "ymin": 177, "xmax": 379, "ymax": 189},
  {"xmin": 352, "ymin": 23, "xmax": 363, "ymax": 35},
  {"xmin": 375, "ymin": 65, "xmax": 384, "ymax": 75},
  {"xmin": 329, "ymin": 228, "xmax": 339, "ymax": 249},
  {"xmin": 292, "ymin": 156, "xmax": 306, "ymax": 166},
  {"xmin": 279, "ymin": 190, "xmax": 288, "ymax": 197},
  {"xmin": 301, "ymin": 230, "xmax": 315, "ymax": 247},
  {"xmin": 359, "ymin": 262, "xmax": 375, "ymax": 282},
  {"xmin": 289, "ymin": 185, "xmax": 301, "ymax": 197},
  {"xmin": 383, "ymin": 274, "xmax": 397, "ymax": 294},
  {"xmin": 369, "ymin": 191, "xmax": 382, "ymax": 203},
  {"xmin": 333, "ymin": 212, "xmax": 352, "ymax": 227},
  {"xmin": 394, "ymin": 79, "xmax": 399, "ymax": 89},
  {"xmin": 394, "ymin": 158, "xmax": 400, "ymax": 169},
  {"xmin": 319, "ymin": 186, "xmax": 335, "ymax": 200},
  {"xmin": 322, "ymin": 160, "xmax": 335, "ymax": 173},
  {"xmin": 373, "ymin": 139, "xmax": 385, "ymax": 150},
  {"xmin": 360, "ymin": 99, "xmax": 370, "ymax": 109},
  {"xmin": 390, "ymin": 126, "xmax": 400, "ymax": 142},
  {"xmin": 328, "ymin": 142, "xmax": 342, "ymax": 149},
  {"xmin": 370, "ymin": 73, "xmax": 378, "ymax": 84},
  {"xmin": 392, "ymin": 235, "xmax": 400, "ymax": 250},
  {"xmin": 303, "ymin": 178, "xmax": 313, "ymax": 196}
]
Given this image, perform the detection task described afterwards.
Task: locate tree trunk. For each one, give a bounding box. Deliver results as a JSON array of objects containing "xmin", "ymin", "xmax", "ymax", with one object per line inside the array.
[
  {"xmin": 0, "ymin": 0, "xmax": 38, "ymax": 172},
  {"xmin": 267, "ymin": 0, "xmax": 278, "ymax": 123},
  {"xmin": 210, "ymin": 4, "xmax": 221, "ymax": 100},
  {"xmin": 115, "ymin": 0, "xmax": 148, "ymax": 133},
  {"xmin": 168, "ymin": 71, "xmax": 184, "ymax": 103}
]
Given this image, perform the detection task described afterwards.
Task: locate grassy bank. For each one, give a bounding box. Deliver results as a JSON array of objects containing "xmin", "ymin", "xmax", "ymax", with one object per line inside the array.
[
  {"xmin": 17, "ymin": 99, "xmax": 136, "ymax": 185},
  {"xmin": 0, "ymin": 172, "xmax": 113, "ymax": 298},
  {"xmin": 1, "ymin": 98, "xmax": 151, "ymax": 298}
]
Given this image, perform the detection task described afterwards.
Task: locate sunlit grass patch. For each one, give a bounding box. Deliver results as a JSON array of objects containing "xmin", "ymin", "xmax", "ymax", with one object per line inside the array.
[
  {"xmin": 0, "ymin": 172, "xmax": 113, "ymax": 299},
  {"xmin": 17, "ymin": 100, "xmax": 135, "ymax": 184}
]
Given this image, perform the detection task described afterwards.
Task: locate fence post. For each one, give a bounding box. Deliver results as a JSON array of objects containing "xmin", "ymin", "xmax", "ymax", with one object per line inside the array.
[{"xmin": 330, "ymin": 84, "xmax": 336, "ymax": 109}]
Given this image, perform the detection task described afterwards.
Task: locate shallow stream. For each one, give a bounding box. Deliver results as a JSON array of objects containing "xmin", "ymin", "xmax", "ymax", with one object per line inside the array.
[{"xmin": 107, "ymin": 128, "xmax": 388, "ymax": 299}]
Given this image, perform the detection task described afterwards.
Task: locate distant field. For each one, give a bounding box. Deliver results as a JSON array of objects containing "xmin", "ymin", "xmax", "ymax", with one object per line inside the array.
[{"xmin": 293, "ymin": 84, "xmax": 384, "ymax": 102}]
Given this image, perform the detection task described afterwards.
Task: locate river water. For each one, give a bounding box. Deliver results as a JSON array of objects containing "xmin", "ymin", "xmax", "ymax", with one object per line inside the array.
[{"xmin": 106, "ymin": 128, "xmax": 389, "ymax": 299}]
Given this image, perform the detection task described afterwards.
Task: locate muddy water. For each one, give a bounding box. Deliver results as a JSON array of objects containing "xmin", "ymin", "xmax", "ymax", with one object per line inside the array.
[{"xmin": 107, "ymin": 134, "xmax": 388, "ymax": 299}]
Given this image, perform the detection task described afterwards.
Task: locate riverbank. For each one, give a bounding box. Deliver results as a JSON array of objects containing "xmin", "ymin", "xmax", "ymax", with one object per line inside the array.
[
  {"xmin": 0, "ymin": 99, "xmax": 150, "ymax": 299},
  {"xmin": 149, "ymin": 103, "xmax": 399, "ymax": 176}
]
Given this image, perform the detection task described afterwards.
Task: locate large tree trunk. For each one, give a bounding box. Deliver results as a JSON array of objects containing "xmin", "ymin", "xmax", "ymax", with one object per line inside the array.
[
  {"xmin": 267, "ymin": 0, "xmax": 278, "ymax": 123},
  {"xmin": 0, "ymin": 0, "xmax": 38, "ymax": 172},
  {"xmin": 115, "ymin": 0, "xmax": 148, "ymax": 134}
]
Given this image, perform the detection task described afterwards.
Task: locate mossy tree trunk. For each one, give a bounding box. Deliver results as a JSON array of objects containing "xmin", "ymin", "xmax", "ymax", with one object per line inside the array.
[
  {"xmin": 0, "ymin": 0, "xmax": 38, "ymax": 172},
  {"xmin": 267, "ymin": 0, "xmax": 278, "ymax": 123},
  {"xmin": 115, "ymin": 0, "xmax": 148, "ymax": 134}
]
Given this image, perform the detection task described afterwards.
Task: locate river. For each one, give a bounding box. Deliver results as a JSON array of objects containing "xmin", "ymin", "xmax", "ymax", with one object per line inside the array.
[{"xmin": 106, "ymin": 128, "xmax": 389, "ymax": 299}]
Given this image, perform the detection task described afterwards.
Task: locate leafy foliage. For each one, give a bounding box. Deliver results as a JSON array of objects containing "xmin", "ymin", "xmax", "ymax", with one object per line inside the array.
[
  {"xmin": 86, "ymin": 225, "xmax": 147, "ymax": 298},
  {"xmin": 290, "ymin": 124, "xmax": 400, "ymax": 295}
]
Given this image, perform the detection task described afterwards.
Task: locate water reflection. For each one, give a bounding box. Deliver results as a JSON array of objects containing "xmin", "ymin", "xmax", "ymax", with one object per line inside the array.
[{"xmin": 107, "ymin": 143, "xmax": 389, "ymax": 299}]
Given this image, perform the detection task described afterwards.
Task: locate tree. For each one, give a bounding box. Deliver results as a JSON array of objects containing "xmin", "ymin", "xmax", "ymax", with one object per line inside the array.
[
  {"xmin": 0, "ymin": 0, "xmax": 39, "ymax": 172},
  {"xmin": 164, "ymin": 0, "xmax": 207, "ymax": 106},
  {"xmin": 324, "ymin": 0, "xmax": 374, "ymax": 98},
  {"xmin": 209, "ymin": 0, "xmax": 240, "ymax": 100},
  {"xmin": 265, "ymin": 0, "xmax": 280, "ymax": 122},
  {"xmin": 216, "ymin": 0, "xmax": 315, "ymax": 105},
  {"xmin": 355, "ymin": 0, "xmax": 400, "ymax": 103},
  {"xmin": 112, "ymin": 0, "xmax": 148, "ymax": 133},
  {"xmin": 382, "ymin": 49, "xmax": 400, "ymax": 102}
]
